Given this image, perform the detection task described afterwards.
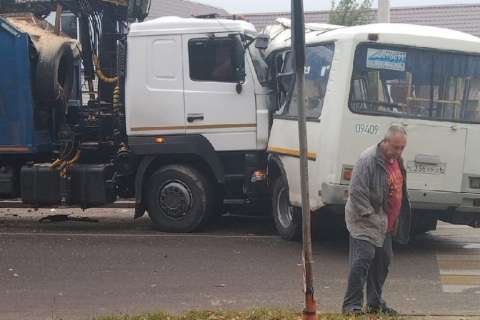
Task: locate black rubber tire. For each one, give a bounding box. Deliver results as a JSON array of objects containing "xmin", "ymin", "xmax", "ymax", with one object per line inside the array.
[
  {"xmin": 146, "ymin": 164, "xmax": 212, "ymax": 232},
  {"xmin": 271, "ymin": 175, "xmax": 302, "ymax": 241},
  {"xmin": 35, "ymin": 39, "xmax": 74, "ymax": 105},
  {"xmin": 411, "ymin": 210, "xmax": 438, "ymax": 235}
]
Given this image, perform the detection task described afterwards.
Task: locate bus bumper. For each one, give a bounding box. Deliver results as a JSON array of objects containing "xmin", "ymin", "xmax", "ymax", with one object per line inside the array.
[{"xmin": 321, "ymin": 183, "xmax": 480, "ymax": 227}]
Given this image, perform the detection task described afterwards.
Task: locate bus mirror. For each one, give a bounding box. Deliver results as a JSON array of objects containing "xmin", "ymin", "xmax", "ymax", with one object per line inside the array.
[{"xmin": 229, "ymin": 34, "xmax": 246, "ymax": 84}]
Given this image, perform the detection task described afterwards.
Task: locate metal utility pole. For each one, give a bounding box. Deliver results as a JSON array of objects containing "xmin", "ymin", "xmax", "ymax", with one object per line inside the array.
[
  {"xmin": 291, "ymin": 1, "xmax": 316, "ymax": 319},
  {"xmin": 378, "ymin": 0, "xmax": 391, "ymax": 23},
  {"xmin": 54, "ymin": 3, "xmax": 63, "ymax": 35}
]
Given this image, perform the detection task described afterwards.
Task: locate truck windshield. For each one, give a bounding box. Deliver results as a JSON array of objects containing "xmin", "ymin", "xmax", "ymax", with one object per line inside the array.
[{"xmin": 349, "ymin": 43, "xmax": 480, "ymax": 124}]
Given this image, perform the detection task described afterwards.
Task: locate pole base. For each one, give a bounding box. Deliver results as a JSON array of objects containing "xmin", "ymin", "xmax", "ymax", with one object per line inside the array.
[{"xmin": 302, "ymin": 293, "xmax": 317, "ymax": 320}]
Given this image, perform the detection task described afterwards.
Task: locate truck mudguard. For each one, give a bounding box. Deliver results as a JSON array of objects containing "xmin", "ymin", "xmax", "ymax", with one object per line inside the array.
[{"xmin": 130, "ymin": 135, "xmax": 225, "ymax": 212}]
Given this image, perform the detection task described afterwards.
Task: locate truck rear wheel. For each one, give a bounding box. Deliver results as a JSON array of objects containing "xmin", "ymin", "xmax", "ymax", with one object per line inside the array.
[
  {"xmin": 146, "ymin": 164, "xmax": 212, "ymax": 232},
  {"xmin": 272, "ymin": 176, "xmax": 302, "ymax": 241}
]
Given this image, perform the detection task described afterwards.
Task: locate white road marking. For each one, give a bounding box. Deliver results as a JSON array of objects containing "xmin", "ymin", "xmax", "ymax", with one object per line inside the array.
[
  {"xmin": 437, "ymin": 243, "xmax": 480, "ymax": 293},
  {"xmin": 437, "ymin": 255, "xmax": 480, "ymax": 261},
  {"xmin": 464, "ymin": 244, "xmax": 480, "ymax": 250},
  {"xmin": 441, "ymin": 285, "xmax": 480, "ymax": 294},
  {"xmin": 440, "ymin": 270, "xmax": 480, "ymax": 276}
]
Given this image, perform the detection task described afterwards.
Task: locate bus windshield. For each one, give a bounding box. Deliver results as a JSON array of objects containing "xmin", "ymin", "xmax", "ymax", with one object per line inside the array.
[{"xmin": 349, "ymin": 43, "xmax": 480, "ymax": 124}]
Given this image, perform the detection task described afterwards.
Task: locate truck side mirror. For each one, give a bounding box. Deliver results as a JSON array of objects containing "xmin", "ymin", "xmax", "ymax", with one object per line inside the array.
[
  {"xmin": 128, "ymin": 0, "xmax": 152, "ymax": 22},
  {"xmin": 255, "ymin": 34, "xmax": 270, "ymax": 50},
  {"xmin": 229, "ymin": 34, "xmax": 246, "ymax": 87}
]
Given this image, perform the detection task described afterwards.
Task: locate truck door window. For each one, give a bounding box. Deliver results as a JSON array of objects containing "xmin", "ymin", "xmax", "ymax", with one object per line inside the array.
[
  {"xmin": 188, "ymin": 37, "xmax": 237, "ymax": 83},
  {"xmin": 349, "ymin": 44, "xmax": 480, "ymax": 123},
  {"xmin": 275, "ymin": 43, "xmax": 335, "ymax": 120}
]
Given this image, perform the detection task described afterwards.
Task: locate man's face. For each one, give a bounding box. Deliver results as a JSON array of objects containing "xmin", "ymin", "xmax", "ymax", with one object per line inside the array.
[{"xmin": 383, "ymin": 133, "xmax": 407, "ymax": 161}]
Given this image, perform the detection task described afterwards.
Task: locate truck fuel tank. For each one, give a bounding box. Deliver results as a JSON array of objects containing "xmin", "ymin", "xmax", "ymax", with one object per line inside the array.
[{"xmin": 20, "ymin": 163, "xmax": 117, "ymax": 208}]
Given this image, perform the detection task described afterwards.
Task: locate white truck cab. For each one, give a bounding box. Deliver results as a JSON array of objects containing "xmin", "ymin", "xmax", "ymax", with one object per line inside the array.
[
  {"xmin": 126, "ymin": 17, "xmax": 270, "ymax": 151},
  {"xmin": 124, "ymin": 17, "xmax": 274, "ymax": 232}
]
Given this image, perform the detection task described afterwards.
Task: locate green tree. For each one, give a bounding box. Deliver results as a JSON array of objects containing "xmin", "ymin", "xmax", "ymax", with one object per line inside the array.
[{"xmin": 329, "ymin": 0, "xmax": 373, "ymax": 26}]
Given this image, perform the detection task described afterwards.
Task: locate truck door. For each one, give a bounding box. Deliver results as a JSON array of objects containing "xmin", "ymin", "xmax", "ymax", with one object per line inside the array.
[
  {"xmin": 126, "ymin": 34, "xmax": 186, "ymax": 135},
  {"xmin": 182, "ymin": 34, "xmax": 256, "ymax": 151}
]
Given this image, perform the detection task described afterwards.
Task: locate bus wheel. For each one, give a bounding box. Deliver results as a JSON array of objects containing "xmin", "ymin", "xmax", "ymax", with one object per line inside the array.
[
  {"xmin": 146, "ymin": 164, "xmax": 212, "ymax": 232},
  {"xmin": 412, "ymin": 210, "xmax": 438, "ymax": 235},
  {"xmin": 272, "ymin": 175, "xmax": 302, "ymax": 241}
]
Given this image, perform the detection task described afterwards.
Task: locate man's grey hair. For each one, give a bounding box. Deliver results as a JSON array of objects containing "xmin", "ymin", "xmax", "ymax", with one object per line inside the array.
[{"xmin": 384, "ymin": 125, "xmax": 407, "ymax": 140}]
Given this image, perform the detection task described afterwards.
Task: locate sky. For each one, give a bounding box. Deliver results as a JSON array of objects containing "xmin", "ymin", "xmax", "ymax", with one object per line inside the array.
[{"xmin": 193, "ymin": 0, "xmax": 480, "ymax": 13}]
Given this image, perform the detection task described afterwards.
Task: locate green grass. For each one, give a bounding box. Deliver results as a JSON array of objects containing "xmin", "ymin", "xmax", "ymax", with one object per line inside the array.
[{"xmin": 95, "ymin": 309, "xmax": 404, "ymax": 320}]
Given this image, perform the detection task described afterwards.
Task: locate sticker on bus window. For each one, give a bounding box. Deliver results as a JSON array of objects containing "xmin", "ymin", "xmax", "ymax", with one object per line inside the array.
[{"xmin": 366, "ymin": 48, "xmax": 406, "ymax": 71}]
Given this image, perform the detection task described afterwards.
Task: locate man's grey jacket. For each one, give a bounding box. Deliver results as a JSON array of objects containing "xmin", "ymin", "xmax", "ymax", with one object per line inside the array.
[{"xmin": 345, "ymin": 144, "xmax": 412, "ymax": 247}]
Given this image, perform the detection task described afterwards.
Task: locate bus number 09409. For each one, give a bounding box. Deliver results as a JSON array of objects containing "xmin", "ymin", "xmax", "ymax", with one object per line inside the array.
[{"xmin": 355, "ymin": 123, "xmax": 379, "ymax": 135}]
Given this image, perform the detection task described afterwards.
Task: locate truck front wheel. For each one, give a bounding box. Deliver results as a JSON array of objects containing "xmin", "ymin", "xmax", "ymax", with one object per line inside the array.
[
  {"xmin": 146, "ymin": 164, "xmax": 212, "ymax": 232},
  {"xmin": 272, "ymin": 176, "xmax": 302, "ymax": 241}
]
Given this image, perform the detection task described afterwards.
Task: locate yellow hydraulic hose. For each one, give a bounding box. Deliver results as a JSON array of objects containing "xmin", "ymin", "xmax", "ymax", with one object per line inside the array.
[
  {"xmin": 93, "ymin": 55, "xmax": 119, "ymax": 84},
  {"xmin": 60, "ymin": 150, "xmax": 81, "ymax": 178},
  {"xmin": 49, "ymin": 158, "xmax": 63, "ymax": 170},
  {"xmin": 66, "ymin": 150, "xmax": 81, "ymax": 166},
  {"xmin": 49, "ymin": 150, "xmax": 81, "ymax": 177},
  {"xmin": 92, "ymin": 54, "xmax": 122, "ymax": 112},
  {"xmin": 112, "ymin": 84, "xmax": 121, "ymax": 113}
]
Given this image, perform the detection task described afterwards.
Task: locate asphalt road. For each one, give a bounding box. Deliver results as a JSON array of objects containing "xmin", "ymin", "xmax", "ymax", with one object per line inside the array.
[{"xmin": 0, "ymin": 208, "xmax": 479, "ymax": 320}]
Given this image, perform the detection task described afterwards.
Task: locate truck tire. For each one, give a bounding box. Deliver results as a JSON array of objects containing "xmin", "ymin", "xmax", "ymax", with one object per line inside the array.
[
  {"xmin": 146, "ymin": 164, "xmax": 213, "ymax": 232},
  {"xmin": 272, "ymin": 175, "xmax": 302, "ymax": 241},
  {"xmin": 35, "ymin": 39, "xmax": 74, "ymax": 106}
]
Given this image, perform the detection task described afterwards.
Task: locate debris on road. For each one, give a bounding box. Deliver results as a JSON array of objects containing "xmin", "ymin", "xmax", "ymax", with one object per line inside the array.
[{"xmin": 39, "ymin": 214, "xmax": 99, "ymax": 223}]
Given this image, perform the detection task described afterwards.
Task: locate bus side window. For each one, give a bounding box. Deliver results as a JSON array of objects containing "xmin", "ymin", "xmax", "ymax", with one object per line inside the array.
[
  {"xmin": 463, "ymin": 78, "xmax": 480, "ymax": 122},
  {"xmin": 350, "ymin": 76, "xmax": 369, "ymax": 111},
  {"xmin": 275, "ymin": 51, "xmax": 294, "ymax": 115}
]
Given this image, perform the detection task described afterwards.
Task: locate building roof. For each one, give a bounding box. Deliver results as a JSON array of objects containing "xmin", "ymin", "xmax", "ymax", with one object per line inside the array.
[
  {"xmin": 147, "ymin": 0, "xmax": 228, "ymax": 20},
  {"xmin": 242, "ymin": 4, "xmax": 480, "ymax": 38}
]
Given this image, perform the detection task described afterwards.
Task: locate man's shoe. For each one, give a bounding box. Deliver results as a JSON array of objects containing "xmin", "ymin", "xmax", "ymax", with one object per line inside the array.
[
  {"xmin": 343, "ymin": 308, "xmax": 365, "ymax": 316},
  {"xmin": 366, "ymin": 304, "xmax": 399, "ymax": 316}
]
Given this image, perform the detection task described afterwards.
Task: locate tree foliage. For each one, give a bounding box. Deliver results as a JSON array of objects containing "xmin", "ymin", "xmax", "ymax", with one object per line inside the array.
[{"xmin": 329, "ymin": 0, "xmax": 373, "ymax": 26}]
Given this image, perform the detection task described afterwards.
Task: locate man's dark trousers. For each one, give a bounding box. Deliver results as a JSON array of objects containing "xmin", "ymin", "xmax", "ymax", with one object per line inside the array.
[{"xmin": 342, "ymin": 234, "xmax": 393, "ymax": 313}]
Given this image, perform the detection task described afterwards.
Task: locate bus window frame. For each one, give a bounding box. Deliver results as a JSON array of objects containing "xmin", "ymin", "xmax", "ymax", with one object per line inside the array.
[{"xmin": 272, "ymin": 41, "xmax": 335, "ymax": 123}]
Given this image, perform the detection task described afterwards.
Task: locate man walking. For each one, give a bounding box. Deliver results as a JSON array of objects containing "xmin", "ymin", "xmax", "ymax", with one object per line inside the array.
[{"xmin": 342, "ymin": 125, "xmax": 412, "ymax": 315}]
